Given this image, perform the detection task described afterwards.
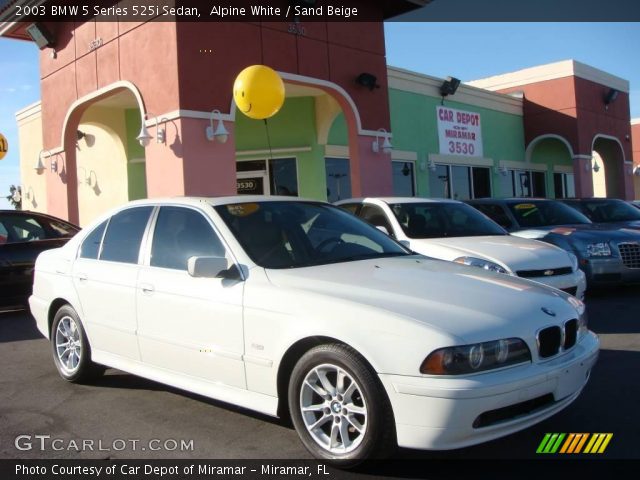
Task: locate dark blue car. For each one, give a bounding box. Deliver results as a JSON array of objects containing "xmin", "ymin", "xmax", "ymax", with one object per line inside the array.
[
  {"xmin": 561, "ymin": 198, "xmax": 640, "ymax": 231},
  {"xmin": 467, "ymin": 198, "xmax": 640, "ymax": 288}
]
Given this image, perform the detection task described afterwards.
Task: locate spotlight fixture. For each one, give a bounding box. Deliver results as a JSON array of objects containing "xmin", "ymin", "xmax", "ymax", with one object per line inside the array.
[
  {"xmin": 428, "ymin": 160, "xmax": 437, "ymax": 172},
  {"xmin": 25, "ymin": 23, "xmax": 56, "ymax": 50},
  {"xmin": 372, "ymin": 128, "xmax": 392, "ymax": 154},
  {"xmin": 440, "ymin": 76, "xmax": 461, "ymax": 97},
  {"xmin": 604, "ymin": 88, "xmax": 619, "ymax": 108},
  {"xmin": 206, "ymin": 110, "xmax": 229, "ymax": 143},
  {"xmin": 356, "ymin": 72, "xmax": 379, "ymax": 91}
]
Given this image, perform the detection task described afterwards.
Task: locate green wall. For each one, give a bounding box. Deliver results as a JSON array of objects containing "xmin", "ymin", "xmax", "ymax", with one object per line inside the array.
[
  {"xmin": 530, "ymin": 138, "xmax": 573, "ymax": 198},
  {"xmin": 328, "ymin": 88, "xmax": 527, "ymax": 197},
  {"xmin": 124, "ymin": 109, "xmax": 147, "ymax": 201},
  {"xmin": 235, "ymin": 97, "xmax": 327, "ymax": 200}
]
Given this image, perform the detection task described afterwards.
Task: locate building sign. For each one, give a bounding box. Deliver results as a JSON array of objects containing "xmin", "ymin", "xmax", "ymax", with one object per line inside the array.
[
  {"xmin": 436, "ymin": 106, "xmax": 483, "ymax": 157},
  {"xmin": 0, "ymin": 133, "xmax": 8, "ymax": 160}
]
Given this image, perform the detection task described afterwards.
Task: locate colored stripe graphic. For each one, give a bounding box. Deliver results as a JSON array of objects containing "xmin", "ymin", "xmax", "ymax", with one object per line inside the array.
[{"xmin": 537, "ymin": 433, "xmax": 612, "ymax": 454}]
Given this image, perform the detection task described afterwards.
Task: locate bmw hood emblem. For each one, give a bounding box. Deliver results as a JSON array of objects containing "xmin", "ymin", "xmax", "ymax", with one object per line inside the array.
[{"xmin": 541, "ymin": 307, "xmax": 556, "ymax": 317}]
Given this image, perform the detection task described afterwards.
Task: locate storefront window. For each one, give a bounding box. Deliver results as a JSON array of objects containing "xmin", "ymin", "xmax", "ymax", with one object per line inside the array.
[
  {"xmin": 269, "ymin": 158, "xmax": 298, "ymax": 196},
  {"xmin": 325, "ymin": 158, "xmax": 351, "ymax": 202},
  {"xmin": 392, "ymin": 161, "xmax": 415, "ymax": 196},
  {"xmin": 236, "ymin": 158, "xmax": 298, "ymax": 196},
  {"xmin": 429, "ymin": 164, "xmax": 491, "ymax": 199},
  {"xmin": 428, "ymin": 164, "xmax": 450, "ymax": 198},
  {"xmin": 554, "ymin": 173, "xmax": 575, "ymax": 199},
  {"xmin": 509, "ymin": 170, "xmax": 547, "ymax": 198}
]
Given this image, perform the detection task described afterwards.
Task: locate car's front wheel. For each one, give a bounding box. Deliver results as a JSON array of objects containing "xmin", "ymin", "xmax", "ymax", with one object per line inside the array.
[
  {"xmin": 288, "ymin": 344, "xmax": 395, "ymax": 467},
  {"xmin": 51, "ymin": 305, "xmax": 104, "ymax": 383}
]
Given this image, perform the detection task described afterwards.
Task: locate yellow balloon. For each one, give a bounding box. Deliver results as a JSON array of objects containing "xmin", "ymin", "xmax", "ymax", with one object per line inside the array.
[{"xmin": 233, "ymin": 65, "xmax": 285, "ymax": 120}]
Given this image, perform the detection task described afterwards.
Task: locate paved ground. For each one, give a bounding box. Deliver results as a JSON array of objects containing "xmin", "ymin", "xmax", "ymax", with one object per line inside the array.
[{"xmin": 1, "ymin": 287, "xmax": 638, "ymax": 466}]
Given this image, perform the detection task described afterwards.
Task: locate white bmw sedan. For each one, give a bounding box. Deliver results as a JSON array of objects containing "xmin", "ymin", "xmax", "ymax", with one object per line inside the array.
[
  {"xmin": 335, "ymin": 197, "xmax": 586, "ymax": 299},
  {"xmin": 30, "ymin": 197, "xmax": 599, "ymax": 465}
]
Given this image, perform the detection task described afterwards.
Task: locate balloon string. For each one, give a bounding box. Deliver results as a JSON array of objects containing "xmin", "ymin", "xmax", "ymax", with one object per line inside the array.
[{"xmin": 264, "ymin": 118, "xmax": 275, "ymax": 193}]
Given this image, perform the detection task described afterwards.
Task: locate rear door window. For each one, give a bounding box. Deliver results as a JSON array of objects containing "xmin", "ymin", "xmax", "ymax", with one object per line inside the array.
[{"xmin": 100, "ymin": 207, "xmax": 153, "ymax": 264}]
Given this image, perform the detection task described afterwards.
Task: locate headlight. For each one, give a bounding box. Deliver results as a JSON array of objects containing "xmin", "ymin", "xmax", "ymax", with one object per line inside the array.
[
  {"xmin": 586, "ymin": 242, "xmax": 611, "ymax": 257},
  {"xmin": 566, "ymin": 295, "xmax": 588, "ymax": 339},
  {"xmin": 568, "ymin": 252, "xmax": 579, "ymax": 271},
  {"xmin": 454, "ymin": 256, "xmax": 510, "ymax": 275},
  {"xmin": 420, "ymin": 338, "xmax": 531, "ymax": 375}
]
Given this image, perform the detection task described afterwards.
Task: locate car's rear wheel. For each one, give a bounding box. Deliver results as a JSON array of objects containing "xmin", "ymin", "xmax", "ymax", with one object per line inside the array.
[
  {"xmin": 51, "ymin": 305, "xmax": 104, "ymax": 383},
  {"xmin": 288, "ymin": 344, "xmax": 395, "ymax": 467}
]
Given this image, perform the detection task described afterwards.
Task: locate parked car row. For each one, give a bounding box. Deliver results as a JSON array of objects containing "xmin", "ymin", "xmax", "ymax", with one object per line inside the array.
[
  {"xmin": 335, "ymin": 198, "xmax": 586, "ymax": 298},
  {"xmin": 28, "ymin": 197, "xmax": 598, "ymax": 465},
  {"xmin": 7, "ymin": 194, "xmax": 637, "ymax": 465}
]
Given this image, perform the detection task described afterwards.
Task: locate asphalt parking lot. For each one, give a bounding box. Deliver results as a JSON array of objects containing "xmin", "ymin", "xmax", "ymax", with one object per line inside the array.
[{"xmin": 1, "ymin": 287, "xmax": 639, "ymax": 466}]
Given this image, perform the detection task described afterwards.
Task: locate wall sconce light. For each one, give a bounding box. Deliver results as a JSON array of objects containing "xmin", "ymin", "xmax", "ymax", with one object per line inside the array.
[
  {"xmin": 25, "ymin": 22, "xmax": 56, "ymax": 50},
  {"xmin": 494, "ymin": 165, "xmax": 508, "ymax": 176},
  {"xmin": 137, "ymin": 112, "xmax": 162, "ymax": 147},
  {"xmin": 35, "ymin": 149, "xmax": 51, "ymax": 173},
  {"xmin": 428, "ymin": 159, "xmax": 437, "ymax": 172},
  {"xmin": 10, "ymin": 187, "xmax": 21, "ymax": 204},
  {"xmin": 372, "ymin": 128, "xmax": 392, "ymax": 154},
  {"xmin": 592, "ymin": 160, "xmax": 600, "ymax": 173},
  {"xmin": 440, "ymin": 76, "xmax": 461, "ymax": 98},
  {"xmin": 604, "ymin": 88, "xmax": 619, "ymax": 109},
  {"xmin": 206, "ymin": 110, "xmax": 229, "ymax": 143},
  {"xmin": 355, "ymin": 72, "xmax": 379, "ymax": 91},
  {"xmin": 633, "ymin": 166, "xmax": 640, "ymax": 176},
  {"xmin": 77, "ymin": 130, "xmax": 86, "ymax": 141}
]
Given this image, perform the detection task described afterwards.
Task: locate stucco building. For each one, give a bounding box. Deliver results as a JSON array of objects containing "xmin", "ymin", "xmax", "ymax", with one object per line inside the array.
[{"xmin": 1, "ymin": 2, "xmax": 638, "ymax": 226}]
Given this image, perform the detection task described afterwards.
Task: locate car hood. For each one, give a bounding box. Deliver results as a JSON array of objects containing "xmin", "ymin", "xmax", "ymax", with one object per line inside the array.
[
  {"xmin": 512, "ymin": 223, "xmax": 640, "ymax": 242},
  {"xmin": 265, "ymin": 256, "xmax": 579, "ymax": 344},
  {"xmin": 409, "ymin": 235, "xmax": 571, "ymax": 271}
]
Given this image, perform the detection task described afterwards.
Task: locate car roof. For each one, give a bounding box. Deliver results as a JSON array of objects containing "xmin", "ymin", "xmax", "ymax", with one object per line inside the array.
[
  {"xmin": 467, "ymin": 198, "xmax": 553, "ymax": 204},
  {"xmin": 336, "ymin": 197, "xmax": 462, "ymax": 205},
  {"xmin": 123, "ymin": 195, "xmax": 324, "ymax": 208},
  {"xmin": 0, "ymin": 209, "xmax": 79, "ymax": 226}
]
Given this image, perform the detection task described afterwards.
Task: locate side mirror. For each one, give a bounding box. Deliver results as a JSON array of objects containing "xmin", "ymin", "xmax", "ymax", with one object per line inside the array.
[
  {"xmin": 375, "ymin": 225, "xmax": 390, "ymax": 235},
  {"xmin": 187, "ymin": 256, "xmax": 229, "ymax": 278}
]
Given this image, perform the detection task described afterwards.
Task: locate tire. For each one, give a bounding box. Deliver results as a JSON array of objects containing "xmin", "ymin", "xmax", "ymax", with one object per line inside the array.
[
  {"xmin": 51, "ymin": 305, "xmax": 104, "ymax": 383},
  {"xmin": 288, "ymin": 344, "xmax": 396, "ymax": 467}
]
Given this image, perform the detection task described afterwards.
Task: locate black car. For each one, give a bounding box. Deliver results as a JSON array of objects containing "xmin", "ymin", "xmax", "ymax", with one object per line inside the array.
[
  {"xmin": 561, "ymin": 198, "xmax": 640, "ymax": 231},
  {"xmin": 466, "ymin": 198, "xmax": 640, "ymax": 287},
  {"xmin": 0, "ymin": 210, "xmax": 79, "ymax": 308}
]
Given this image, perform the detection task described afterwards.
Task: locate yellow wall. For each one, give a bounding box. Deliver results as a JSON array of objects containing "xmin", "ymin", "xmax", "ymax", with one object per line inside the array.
[
  {"xmin": 17, "ymin": 103, "xmax": 47, "ymax": 213},
  {"xmin": 77, "ymin": 106, "xmax": 130, "ymax": 227},
  {"xmin": 592, "ymin": 151, "xmax": 607, "ymax": 197}
]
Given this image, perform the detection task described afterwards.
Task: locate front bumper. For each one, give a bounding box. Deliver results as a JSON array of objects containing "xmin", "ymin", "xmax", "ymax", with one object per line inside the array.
[
  {"xmin": 529, "ymin": 269, "xmax": 586, "ymax": 300},
  {"xmin": 581, "ymin": 257, "xmax": 640, "ymax": 286},
  {"xmin": 379, "ymin": 331, "xmax": 599, "ymax": 451}
]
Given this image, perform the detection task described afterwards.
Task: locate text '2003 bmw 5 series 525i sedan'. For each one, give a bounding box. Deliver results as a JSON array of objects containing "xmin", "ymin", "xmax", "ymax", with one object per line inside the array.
[{"xmin": 29, "ymin": 197, "xmax": 599, "ymax": 466}]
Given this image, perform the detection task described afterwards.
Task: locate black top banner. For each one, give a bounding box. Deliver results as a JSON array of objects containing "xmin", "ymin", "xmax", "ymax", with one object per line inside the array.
[{"xmin": 1, "ymin": 0, "xmax": 640, "ymax": 23}]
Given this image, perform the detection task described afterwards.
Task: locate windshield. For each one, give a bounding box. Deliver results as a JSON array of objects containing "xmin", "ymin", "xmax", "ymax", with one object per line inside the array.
[
  {"xmin": 573, "ymin": 199, "xmax": 640, "ymax": 223},
  {"xmin": 214, "ymin": 201, "xmax": 410, "ymax": 268},
  {"xmin": 388, "ymin": 202, "xmax": 507, "ymax": 238},
  {"xmin": 508, "ymin": 201, "xmax": 591, "ymax": 228}
]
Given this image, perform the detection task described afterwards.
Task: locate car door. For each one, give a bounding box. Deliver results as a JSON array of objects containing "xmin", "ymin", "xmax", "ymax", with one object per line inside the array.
[
  {"xmin": 135, "ymin": 205, "xmax": 246, "ymax": 388},
  {"xmin": 72, "ymin": 206, "xmax": 153, "ymax": 360}
]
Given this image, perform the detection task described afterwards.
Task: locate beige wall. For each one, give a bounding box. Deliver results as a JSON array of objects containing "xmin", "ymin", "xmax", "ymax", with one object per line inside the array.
[
  {"xmin": 592, "ymin": 151, "xmax": 607, "ymax": 197},
  {"xmin": 17, "ymin": 103, "xmax": 47, "ymax": 213},
  {"xmin": 76, "ymin": 106, "xmax": 129, "ymax": 227}
]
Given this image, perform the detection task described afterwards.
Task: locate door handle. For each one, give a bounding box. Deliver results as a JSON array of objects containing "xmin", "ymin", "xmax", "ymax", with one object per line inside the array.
[
  {"xmin": 140, "ymin": 283, "xmax": 155, "ymax": 293},
  {"xmin": 76, "ymin": 273, "xmax": 88, "ymax": 282}
]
